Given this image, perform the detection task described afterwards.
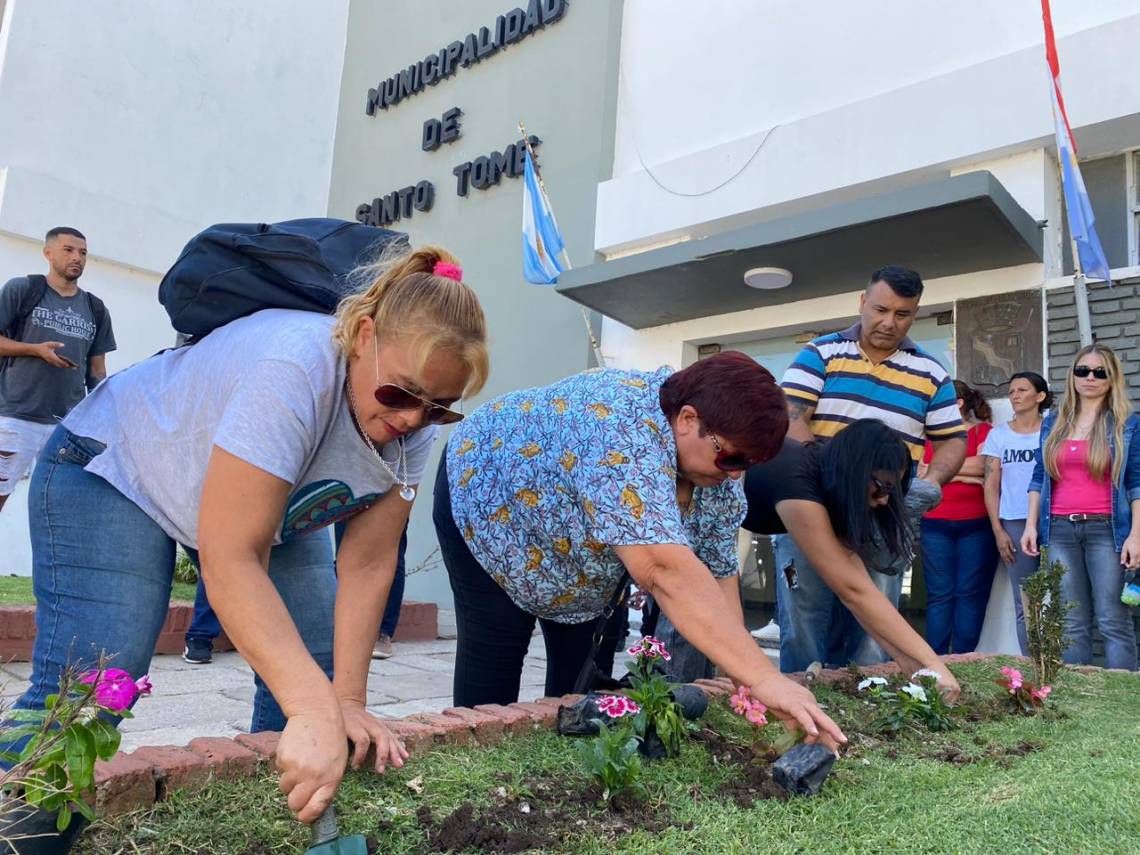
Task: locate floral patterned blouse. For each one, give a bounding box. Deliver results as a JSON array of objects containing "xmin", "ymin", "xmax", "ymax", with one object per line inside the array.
[{"xmin": 445, "ymin": 366, "xmax": 746, "ymax": 623}]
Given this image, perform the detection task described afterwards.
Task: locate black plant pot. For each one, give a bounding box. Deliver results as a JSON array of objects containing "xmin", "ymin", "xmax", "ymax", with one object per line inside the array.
[
  {"xmin": 0, "ymin": 797, "xmax": 89, "ymax": 854},
  {"xmin": 637, "ymin": 722, "xmax": 668, "ymax": 760}
]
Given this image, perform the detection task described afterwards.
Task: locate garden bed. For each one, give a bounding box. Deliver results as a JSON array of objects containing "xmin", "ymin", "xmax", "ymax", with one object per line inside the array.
[{"xmin": 72, "ymin": 659, "xmax": 1140, "ymax": 854}]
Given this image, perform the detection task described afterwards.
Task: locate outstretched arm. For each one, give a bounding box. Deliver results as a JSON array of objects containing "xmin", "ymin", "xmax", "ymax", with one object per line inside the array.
[
  {"xmin": 778, "ymin": 499, "xmax": 960, "ymax": 700},
  {"xmin": 617, "ymin": 541, "xmax": 846, "ymax": 750}
]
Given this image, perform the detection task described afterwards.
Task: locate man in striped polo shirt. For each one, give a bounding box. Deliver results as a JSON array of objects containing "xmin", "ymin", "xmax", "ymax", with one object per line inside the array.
[{"xmin": 773, "ymin": 266, "xmax": 967, "ymax": 672}]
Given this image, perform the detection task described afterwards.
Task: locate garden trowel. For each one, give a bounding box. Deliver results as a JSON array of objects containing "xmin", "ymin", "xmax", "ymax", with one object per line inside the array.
[{"xmin": 305, "ymin": 805, "xmax": 368, "ymax": 855}]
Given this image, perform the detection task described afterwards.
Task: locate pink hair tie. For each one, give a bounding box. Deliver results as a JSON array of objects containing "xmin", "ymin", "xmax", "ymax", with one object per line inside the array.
[{"xmin": 433, "ymin": 261, "xmax": 463, "ymax": 281}]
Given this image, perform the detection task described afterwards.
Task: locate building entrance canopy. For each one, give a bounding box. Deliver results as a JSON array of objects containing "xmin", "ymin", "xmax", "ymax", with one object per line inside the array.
[{"xmin": 557, "ymin": 171, "xmax": 1043, "ymax": 329}]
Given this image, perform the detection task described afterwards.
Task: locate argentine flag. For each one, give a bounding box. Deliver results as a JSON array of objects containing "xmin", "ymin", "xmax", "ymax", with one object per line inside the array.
[
  {"xmin": 522, "ymin": 149, "xmax": 569, "ymax": 285},
  {"xmin": 1043, "ymin": 0, "xmax": 1112, "ymax": 283}
]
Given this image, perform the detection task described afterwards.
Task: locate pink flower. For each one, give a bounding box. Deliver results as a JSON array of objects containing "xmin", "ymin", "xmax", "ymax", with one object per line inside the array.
[
  {"xmin": 626, "ymin": 635, "xmax": 672, "ymax": 662},
  {"xmin": 999, "ymin": 666, "xmax": 1023, "ymax": 692},
  {"xmin": 744, "ymin": 703, "xmax": 768, "ymax": 727},
  {"xmin": 596, "ymin": 694, "xmax": 640, "ymax": 719},
  {"xmin": 730, "ymin": 685, "xmax": 752, "ymax": 715},
  {"xmin": 79, "ymin": 668, "xmax": 152, "ymax": 713},
  {"xmin": 730, "ymin": 685, "xmax": 768, "ymax": 726},
  {"xmin": 1031, "ymin": 685, "xmax": 1052, "ymax": 703}
]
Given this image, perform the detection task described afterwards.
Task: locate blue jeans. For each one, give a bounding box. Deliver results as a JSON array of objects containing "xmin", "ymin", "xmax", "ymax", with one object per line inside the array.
[
  {"xmin": 1000, "ymin": 519, "xmax": 1038, "ymax": 656},
  {"xmin": 333, "ymin": 522, "xmax": 407, "ymax": 637},
  {"xmin": 1049, "ymin": 516, "xmax": 1138, "ymax": 670},
  {"xmin": 188, "ymin": 526, "xmax": 408, "ymax": 645},
  {"xmin": 773, "ymin": 534, "xmax": 902, "ymax": 673},
  {"xmin": 186, "ymin": 575, "xmax": 222, "ymax": 643},
  {"xmin": 919, "ymin": 516, "xmax": 999, "ymax": 655},
  {"xmin": 13, "ymin": 426, "xmax": 337, "ymax": 734}
]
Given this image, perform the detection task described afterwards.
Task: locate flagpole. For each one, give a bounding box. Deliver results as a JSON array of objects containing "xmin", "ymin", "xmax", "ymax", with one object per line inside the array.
[
  {"xmin": 1047, "ymin": 126, "xmax": 1094, "ymax": 348},
  {"xmin": 518, "ymin": 121, "xmax": 606, "ymax": 367},
  {"xmin": 1041, "ymin": 0, "xmax": 1095, "ymax": 348}
]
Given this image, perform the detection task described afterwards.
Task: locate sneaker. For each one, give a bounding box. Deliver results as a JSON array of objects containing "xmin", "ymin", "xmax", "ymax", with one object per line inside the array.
[
  {"xmin": 750, "ymin": 620, "xmax": 781, "ymax": 645},
  {"xmin": 372, "ymin": 633, "xmax": 395, "ymax": 660},
  {"xmin": 183, "ymin": 638, "xmax": 213, "ymax": 664}
]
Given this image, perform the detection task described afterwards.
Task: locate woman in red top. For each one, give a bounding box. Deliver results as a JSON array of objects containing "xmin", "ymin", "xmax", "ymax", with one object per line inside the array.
[{"xmin": 919, "ymin": 381, "xmax": 998, "ymax": 653}]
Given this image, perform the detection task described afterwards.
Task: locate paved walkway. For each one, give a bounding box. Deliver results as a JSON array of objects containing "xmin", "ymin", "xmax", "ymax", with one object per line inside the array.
[{"xmin": 0, "ymin": 610, "xmax": 776, "ymax": 752}]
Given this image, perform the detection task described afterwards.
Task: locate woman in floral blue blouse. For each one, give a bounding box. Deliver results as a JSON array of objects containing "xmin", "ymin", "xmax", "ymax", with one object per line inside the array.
[{"xmin": 433, "ymin": 352, "xmax": 846, "ymax": 750}]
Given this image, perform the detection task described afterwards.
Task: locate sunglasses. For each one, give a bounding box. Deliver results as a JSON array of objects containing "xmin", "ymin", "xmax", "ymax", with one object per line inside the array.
[
  {"xmin": 708, "ymin": 432, "xmax": 763, "ymax": 472},
  {"xmin": 1073, "ymin": 365, "xmax": 1109, "ymax": 380},
  {"xmin": 870, "ymin": 475, "xmax": 898, "ymax": 501},
  {"xmin": 374, "ymin": 383, "xmax": 464, "ymax": 425},
  {"xmin": 371, "ymin": 333, "xmax": 464, "ymax": 425}
]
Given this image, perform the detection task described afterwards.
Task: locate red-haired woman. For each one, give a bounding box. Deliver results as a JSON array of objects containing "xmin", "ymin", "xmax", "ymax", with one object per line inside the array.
[{"xmin": 434, "ymin": 352, "xmax": 846, "ymax": 751}]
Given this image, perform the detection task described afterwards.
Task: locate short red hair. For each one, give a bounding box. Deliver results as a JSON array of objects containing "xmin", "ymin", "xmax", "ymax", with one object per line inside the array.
[{"xmin": 659, "ymin": 351, "xmax": 788, "ymax": 463}]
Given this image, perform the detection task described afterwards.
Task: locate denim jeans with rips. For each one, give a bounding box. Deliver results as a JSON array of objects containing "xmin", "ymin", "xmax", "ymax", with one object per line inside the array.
[{"xmin": 773, "ymin": 533, "xmax": 902, "ymax": 673}]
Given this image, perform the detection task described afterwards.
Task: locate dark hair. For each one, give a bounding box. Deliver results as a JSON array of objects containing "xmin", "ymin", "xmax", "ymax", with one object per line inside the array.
[
  {"xmin": 952, "ymin": 380, "xmax": 992, "ymax": 423},
  {"xmin": 817, "ymin": 419, "xmax": 913, "ymax": 555},
  {"xmin": 45, "ymin": 226, "xmax": 86, "ymax": 242},
  {"xmin": 660, "ymin": 351, "xmax": 788, "ymax": 464},
  {"xmin": 1009, "ymin": 371, "xmax": 1053, "ymax": 414},
  {"xmin": 868, "ymin": 265, "xmax": 923, "ymax": 299}
]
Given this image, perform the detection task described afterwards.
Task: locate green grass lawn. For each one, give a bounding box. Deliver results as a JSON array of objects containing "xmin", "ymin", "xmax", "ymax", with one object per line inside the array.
[
  {"xmin": 73, "ymin": 661, "xmax": 1140, "ymax": 854},
  {"xmin": 0, "ymin": 575, "xmax": 198, "ymax": 605}
]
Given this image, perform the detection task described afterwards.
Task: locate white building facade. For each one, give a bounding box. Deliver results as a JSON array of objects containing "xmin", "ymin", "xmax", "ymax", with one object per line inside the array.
[
  {"xmin": 554, "ymin": 0, "xmax": 1140, "ymax": 652},
  {"xmin": 0, "ymin": 0, "xmax": 350, "ymax": 572}
]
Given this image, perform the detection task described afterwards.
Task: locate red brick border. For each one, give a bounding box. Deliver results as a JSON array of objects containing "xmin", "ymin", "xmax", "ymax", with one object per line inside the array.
[
  {"xmin": 87, "ymin": 655, "xmax": 1114, "ymax": 818},
  {"xmin": 0, "ymin": 600, "xmax": 438, "ymax": 661},
  {"xmin": 0, "ymin": 602, "xmax": 236, "ymax": 662}
]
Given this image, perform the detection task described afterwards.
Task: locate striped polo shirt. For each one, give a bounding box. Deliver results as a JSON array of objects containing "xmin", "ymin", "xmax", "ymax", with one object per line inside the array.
[{"xmin": 780, "ymin": 323, "xmax": 965, "ymax": 461}]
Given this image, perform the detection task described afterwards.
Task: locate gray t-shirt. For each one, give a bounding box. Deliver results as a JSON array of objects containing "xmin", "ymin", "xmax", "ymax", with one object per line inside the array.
[
  {"xmin": 0, "ymin": 276, "xmax": 116, "ymax": 424},
  {"xmin": 64, "ymin": 309, "xmax": 436, "ymax": 547},
  {"xmin": 980, "ymin": 421, "xmax": 1041, "ymax": 521}
]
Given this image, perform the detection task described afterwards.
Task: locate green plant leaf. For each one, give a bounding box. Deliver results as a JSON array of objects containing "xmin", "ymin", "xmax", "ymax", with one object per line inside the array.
[
  {"xmin": 90, "ymin": 718, "xmax": 121, "ymax": 759},
  {"xmin": 56, "ymin": 803, "xmax": 72, "ymax": 833}
]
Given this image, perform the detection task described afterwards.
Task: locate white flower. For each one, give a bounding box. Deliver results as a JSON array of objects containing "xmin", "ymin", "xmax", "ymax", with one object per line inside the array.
[
  {"xmin": 900, "ymin": 683, "xmax": 928, "ymax": 702},
  {"xmin": 911, "ymin": 668, "xmax": 941, "ymax": 681},
  {"xmin": 857, "ymin": 677, "xmax": 888, "ymax": 691}
]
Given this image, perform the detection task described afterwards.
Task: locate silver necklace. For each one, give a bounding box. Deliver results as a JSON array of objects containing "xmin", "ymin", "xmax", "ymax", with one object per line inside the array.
[{"xmin": 345, "ymin": 379, "xmax": 415, "ymax": 502}]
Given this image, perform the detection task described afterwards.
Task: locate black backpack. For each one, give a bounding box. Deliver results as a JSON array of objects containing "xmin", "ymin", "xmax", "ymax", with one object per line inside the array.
[{"xmin": 158, "ymin": 218, "xmax": 407, "ymax": 340}]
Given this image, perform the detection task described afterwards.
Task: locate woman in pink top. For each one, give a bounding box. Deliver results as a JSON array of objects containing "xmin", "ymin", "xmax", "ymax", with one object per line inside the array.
[{"xmin": 1022, "ymin": 344, "xmax": 1140, "ymax": 670}]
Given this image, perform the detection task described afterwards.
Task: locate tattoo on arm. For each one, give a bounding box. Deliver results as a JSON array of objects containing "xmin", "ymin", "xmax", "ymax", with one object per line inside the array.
[
  {"xmin": 983, "ymin": 457, "xmax": 996, "ymax": 477},
  {"xmin": 787, "ymin": 399, "xmax": 813, "ymax": 421}
]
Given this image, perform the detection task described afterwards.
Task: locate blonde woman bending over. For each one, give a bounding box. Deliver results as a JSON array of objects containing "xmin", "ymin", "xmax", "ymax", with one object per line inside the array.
[{"xmin": 5, "ymin": 245, "xmax": 488, "ymax": 844}]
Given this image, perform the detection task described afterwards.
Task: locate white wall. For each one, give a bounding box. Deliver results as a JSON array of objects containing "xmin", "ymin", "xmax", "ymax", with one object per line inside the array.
[
  {"xmin": 0, "ymin": 0, "xmax": 349, "ymax": 272},
  {"xmin": 0, "ymin": 0, "xmax": 351, "ymax": 574},
  {"xmin": 599, "ymin": 0, "xmax": 1140, "ymax": 254}
]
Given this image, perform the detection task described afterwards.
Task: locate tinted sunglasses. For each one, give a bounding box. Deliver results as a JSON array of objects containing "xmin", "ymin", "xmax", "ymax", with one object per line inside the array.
[
  {"xmin": 374, "ymin": 383, "xmax": 464, "ymax": 425},
  {"xmin": 870, "ymin": 475, "xmax": 898, "ymax": 501},
  {"xmin": 1073, "ymin": 365, "xmax": 1109, "ymax": 380},
  {"xmin": 708, "ymin": 432, "xmax": 763, "ymax": 472}
]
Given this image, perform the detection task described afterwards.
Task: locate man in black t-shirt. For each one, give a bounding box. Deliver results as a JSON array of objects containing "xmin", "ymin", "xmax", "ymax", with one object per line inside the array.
[{"xmin": 0, "ymin": 227, "xmax": 115, "ymax": 512}]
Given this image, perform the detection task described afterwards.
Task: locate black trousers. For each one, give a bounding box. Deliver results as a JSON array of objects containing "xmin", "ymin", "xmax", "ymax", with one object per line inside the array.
[{"xmin": 433, "ymin": 458, "xmax": 597, "ymax": 707}]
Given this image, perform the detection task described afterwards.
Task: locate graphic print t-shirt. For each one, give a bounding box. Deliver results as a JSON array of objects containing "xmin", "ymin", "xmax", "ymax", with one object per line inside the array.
[
  {"xmin": 980, "ymin": 421, "xmax": 1042, "ymax": 521},
  {"xmin": 64, "ymin": 310, "xmax": 435, "ymax": 546},
  {"xmin": 0, "ymin": 276, "xmax": 116, "ymax": 424}
]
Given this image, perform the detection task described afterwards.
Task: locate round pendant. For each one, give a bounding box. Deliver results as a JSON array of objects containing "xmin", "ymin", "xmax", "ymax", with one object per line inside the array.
[{"xmin": 399, "ymin": 485, "xmax": 416, "ymax": 502}]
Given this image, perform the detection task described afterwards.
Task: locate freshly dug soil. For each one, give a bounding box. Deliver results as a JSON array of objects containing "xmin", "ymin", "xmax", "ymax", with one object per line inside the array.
[
  {"xmin": 692, "ymin": 727, "xmax": 789, "ymax": 808},
  {"xmin": 409, "ymin": 775, "xmax": 683, "ymax": 854}
]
